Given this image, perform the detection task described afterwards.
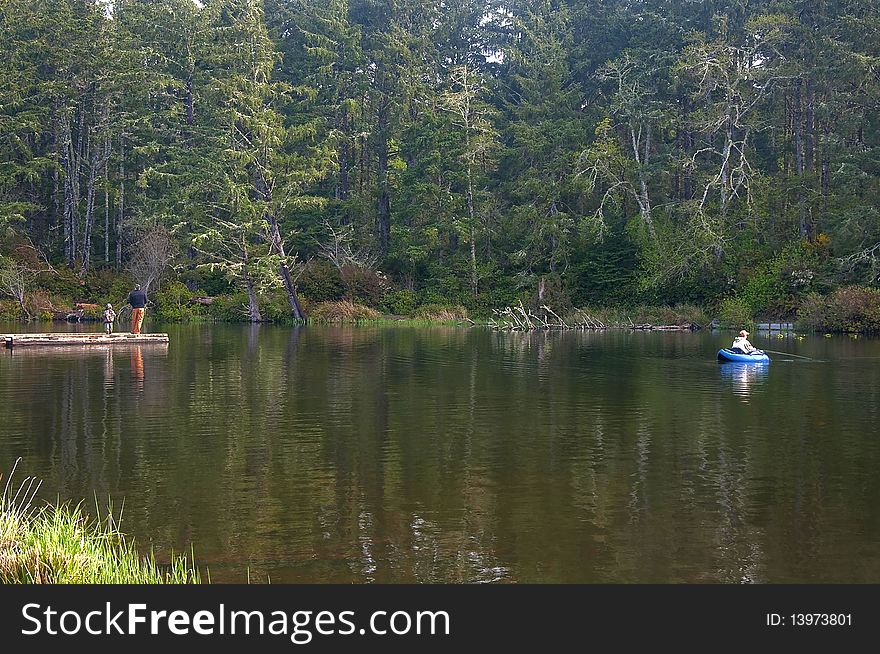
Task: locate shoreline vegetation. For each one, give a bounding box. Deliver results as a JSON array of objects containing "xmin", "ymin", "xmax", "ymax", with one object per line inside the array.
[
  {"xmin": 1, "ymin": 462, "xmax": 201, "ymax": 584},
  {"xmin": 489, "ymin": 301, "xmax": 706, "ymax": 331},
  {"xmin": 1, "ymin": 268, "xmax": 878, "ymax": 334}
]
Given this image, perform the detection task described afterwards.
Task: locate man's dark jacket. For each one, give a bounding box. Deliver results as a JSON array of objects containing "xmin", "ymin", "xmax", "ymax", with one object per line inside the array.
[{"xmin": 128, "ymin": 289, "xmax": 147, "ymax": 308}]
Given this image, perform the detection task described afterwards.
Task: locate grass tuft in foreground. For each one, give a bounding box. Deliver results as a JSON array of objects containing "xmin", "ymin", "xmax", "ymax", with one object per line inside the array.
[{"xmin": 1, "ymin": 460, "xmax": 201, "ymax": 584}]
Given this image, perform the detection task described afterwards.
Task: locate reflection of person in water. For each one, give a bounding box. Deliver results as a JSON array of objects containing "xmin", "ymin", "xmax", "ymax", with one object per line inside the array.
[
  {"xmin": 720, "ymin": 362, "xmax": 768, "ymax": 399},
  {"xmin": 131, "ymin": 346, "xmax": 144, "ymax": 389},
  {"xmin": 103, "ymin": 348, "xmax": 114, "ymax": 387}
]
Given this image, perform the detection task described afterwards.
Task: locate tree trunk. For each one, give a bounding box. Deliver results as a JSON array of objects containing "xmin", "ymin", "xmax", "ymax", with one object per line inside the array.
[
  {"xmin": 339, "ymin": 139, "xmax": 350, "ymax": 201},
  {"xmin": 255, "ymin": 166, "xmax": 307, "ymax": 321},
  {"xmin": 358, "ymin": 134, "xmax": 366, "ymax": 195},
  {"xmin": 339, "ymin": 141, "xmax": 350, "ymax": 192},
  {"xmin": 104, "ymin": 157, "xmax": 109, "ymax": 264},
  {"xmin": 377, "ymin": 151, "xmax": 390, "ymax": 254},
  {"xmin": 81, "ymin": 138, "xmax": 103, "ymax": 276},
  {"xmin": 637, "ymin": 175, "xmax": 654, "ymax": 236},
  {"xmin": 376, "ymin": 104, "xmax": 391, "ymax": 255},
  {"xmin": 185, "ymin": 77, "xmax": 194, "ymax": 126},
  {"xmin": 805, "ymin": 79, "xmax": 815, "ymax": 174},
  {"xmin": 783, "ymin": 93, "xmax": 790, "ymax": 177},
  {"xmin": 469, "ymin": 219, "xmax": 477, "ymax": 295},
  {"xmin": 52, "ymin": 112, "xmax": 61, "ymax": 242},
  {"xmin": 72, "ymin": 104, "xmax": 87, "ymax": 266},
  {"xmin": 267, "ymin": 214, "xmax": 306, "ymax": 320},
  {"xmin": 116, "ymin": 133, "xmax": 124, "ymax": 269},
  {"xmin": 279, "ymin": 259, "xmax": 306, "ymax": 321},
  {"xmin": 721, "ymin": 116, "xmax": 732, "ymax": 216},
  {"xmin": 820, "ymin": 120, "xmax": 830, "ymax": 231},
  {"xmin": 631, "ymin": 121, "xmax": 655, "ymax": 239},
  {"xmin": 804, "ymin": 78, "xmax": 815, "ymax": 239},
  {"xmin": 337, "ymin": 107, "xmax": 350, "ymax": 225},
  {"xmin": 466, "ymin": 138, "xmax": 477, "ymax": 296},
  {"xmin": 682, "ymin": 96, "xmax": 694, "ymax": 200},
  {"xmin": 794, "ymin": 80, "xmax": 807, "ymax": 239},
  {"xmin": 245, "ymin": 273, "xmax": 262, "ymax": 323},
  {"xmin": 60, "ymin": 113, "xmax": 76, "ymax": 267}
]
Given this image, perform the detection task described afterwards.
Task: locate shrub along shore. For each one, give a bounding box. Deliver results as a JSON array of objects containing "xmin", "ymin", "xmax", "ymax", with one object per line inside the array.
[{"xmin": 1, "ymin": 465, "xmax": 200, "ymax": 584}]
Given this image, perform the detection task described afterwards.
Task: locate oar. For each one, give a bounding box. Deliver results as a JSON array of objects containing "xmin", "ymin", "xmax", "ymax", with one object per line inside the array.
[{"xmin": 760, "ymin": 348, "xmax": 818, "ymax": 360}]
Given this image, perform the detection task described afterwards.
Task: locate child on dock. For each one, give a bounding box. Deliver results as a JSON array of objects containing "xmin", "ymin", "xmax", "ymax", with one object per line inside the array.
[{"xmin": 103, "ymin": 304, "xmax": 117, "ymax": 334}]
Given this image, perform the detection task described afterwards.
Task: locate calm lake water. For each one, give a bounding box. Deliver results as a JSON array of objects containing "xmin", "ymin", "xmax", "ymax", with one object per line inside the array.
[{"xmin": 2, "ymin": 323, "xmax": 879, "ymax": 583}]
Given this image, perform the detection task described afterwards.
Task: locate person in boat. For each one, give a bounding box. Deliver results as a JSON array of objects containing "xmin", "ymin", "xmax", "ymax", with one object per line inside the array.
[
  {"xmin": 731, "ymin": 329, "xmax": 757, "ymax": 354},
  {"xmin": 103, "ymin": 303, "xmax": 116, "ymax": 334}
]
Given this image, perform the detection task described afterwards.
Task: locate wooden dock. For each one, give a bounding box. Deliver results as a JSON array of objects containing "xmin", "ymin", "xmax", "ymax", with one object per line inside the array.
[{"xmin": 3, "ymin": 333, "xmax": 169, "ymax": 349}]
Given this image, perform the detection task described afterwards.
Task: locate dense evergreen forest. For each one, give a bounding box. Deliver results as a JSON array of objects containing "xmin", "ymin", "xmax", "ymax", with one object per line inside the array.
[{"xmin": 1, "ymin": 0, "xmax": 878, "ymax": 325}]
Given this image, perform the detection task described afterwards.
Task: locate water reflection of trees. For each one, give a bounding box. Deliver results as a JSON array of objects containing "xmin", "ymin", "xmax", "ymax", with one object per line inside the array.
[
  {"xmin": 1, "ymin": 328, "xmax": 880, "ymax": 582},
  {"xmin": 0, "ymin": 344, "xmax": 167, "ymax": 498}
]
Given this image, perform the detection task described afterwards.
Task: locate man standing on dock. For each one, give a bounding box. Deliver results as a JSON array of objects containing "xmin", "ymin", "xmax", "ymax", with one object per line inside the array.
[{"xmin": 128, "ymin": 284, "xmax": 148, "ymax": 334}]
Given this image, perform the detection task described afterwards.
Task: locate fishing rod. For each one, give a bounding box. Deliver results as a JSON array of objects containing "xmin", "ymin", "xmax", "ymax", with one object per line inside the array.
[{"xmin": 760, "ymin": 348, "xmax": 818, "ymax": 360}]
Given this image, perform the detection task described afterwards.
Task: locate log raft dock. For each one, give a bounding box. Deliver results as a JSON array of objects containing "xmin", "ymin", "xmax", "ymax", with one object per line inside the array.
[{"xmin": 3, "ymin": 333, "xmax": 169, "ymax": 349}]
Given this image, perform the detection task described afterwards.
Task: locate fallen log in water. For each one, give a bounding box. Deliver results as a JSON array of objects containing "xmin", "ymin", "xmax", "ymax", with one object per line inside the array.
[
  {"xmin": 631, "ymin": 323, "xmax": 701, "ymax": 331},
  {"xmin": 488, "ymin": 305, "xmax": 701, "ymax": 332}
]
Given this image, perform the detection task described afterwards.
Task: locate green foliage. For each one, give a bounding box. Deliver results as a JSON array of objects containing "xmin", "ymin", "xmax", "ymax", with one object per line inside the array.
[
  {"xmin": 496, "ymin": 3, "xmax": 589, "ymax": 276},
  {"xmin": 199, "ymin": 288, "xmax": 308, "ymax": 324},
  {"xmin": 569, "ymin": 231, "xmax": 639, "ymax": 306},
  {"xmin": 462, "ymin": 292, "xmax": 509, "ymax": 320},
  {"xmin": 79, "ymin": 304, "xmax": 103, "ymax": 320},
  {"xmin": 298, "ymin": 260, "xmax": 345, "ymax": 303},
  {"xmin": 256, "ymin": 290, "xmax": 303, "ymax": 324},
  {"xmin": 207, "ymin": 293, "xmax": 252, "ymax": 322},
  {"xmin": 33, "ymin": 268, "xmax": 83, "ymax": 303},
  {"xmin": 740, "ymin": 243, "xmax": 820, "ymax": 318},
  {"xmin": 418, "ymin": 253, "xmax": 475, "ymax": 308},
  {"xmin": 798, "ymin": 286, "xmax": 880, "ymax": 333},
  {"xmin": 528, "ymin": 274, "xmax": 573, "ymax": 315},
  {"xmin": 29, "ymin": 267, "xmax": 135, "ymax": 309},
  {"xmin": 153, "ymin": 281, "xmax": 201, "ymax": 322},
  {"xmin": 381, "ymin": 289, "xmax": 419, "ymax": 316},
  {"xmin": 339, "ymin": 264, "xmax": 391, "ymax": 306},
  {"xmin": 717, "ymin": 297, "xmax": 754, "ymax": 327},
  {"xmin": 86, "ymin": 268, "xmax": 134, "ymax": 306},
  {"xmin": 178, "ymin": 267, "xmax": 234, "ymax": 297},
  {"xmin": 0, "ymin": 300, "xmax": 22, "ymax": 320}
]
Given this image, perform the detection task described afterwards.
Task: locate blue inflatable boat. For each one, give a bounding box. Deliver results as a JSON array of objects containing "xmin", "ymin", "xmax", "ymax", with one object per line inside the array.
[{"xmin": 717, "ymin": 348, "xmax": 770, "ymax": 363}]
